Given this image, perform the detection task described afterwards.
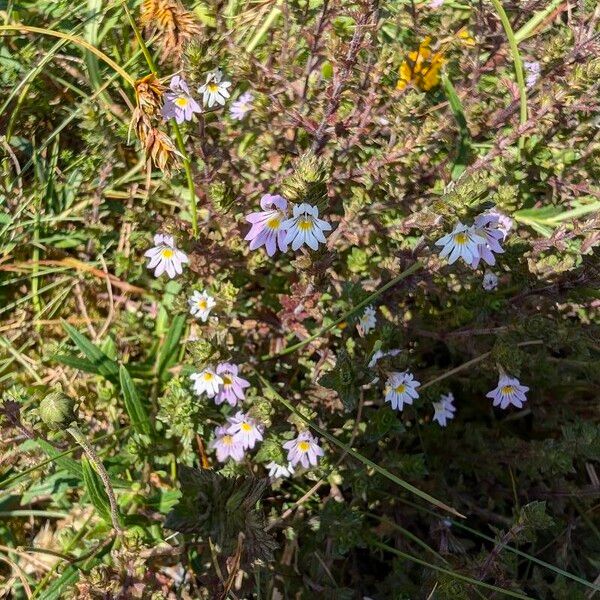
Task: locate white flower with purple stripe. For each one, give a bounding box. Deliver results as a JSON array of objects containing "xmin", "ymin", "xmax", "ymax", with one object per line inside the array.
[
  {"xmin": 384, "ymin": 371, "xmax": 420, "ymax": 411},
  {"xmin": 210, "ymin": 425, "xmax": 244, "ymax": 463},
  {"xmin": 357, "ymin": 306, "xmax": 377, "ymax": 336},
  {"xmin": 470, "ymin": 213, "xmax": 505, "ymax": 268},
  {"xmin": 283, "ymin": 431, "xmax": 324, "ymax": 468},
  {"xmin": 227, "ymin": 411, "xmax": 264, "ymax": 450},
  {"xmin": 162, "ymin": 75, "xmax": 202, "ymax": 124},
  {"xmin": 487, "ymin": 374, "xmax": 529, "ymax": 409},
  {"xmin": 188, "ymin": 290, "xmax": 216, "ymax": 322},
  {"xmin": 214, "ymin": 363, "xmax": 250, "ymax": 407},
  {"xmin": 144, "ymin": 234, "xmax": 189, "ymax": 279},
  {"xmin": 267, "ymin": 461, "xmax": 295, "ymax": 479},
  {"xmin": 245, "ymin": 194, "xmax": 289, "ymax": 256},
  {"xmin": 282, "ymin": 203, "xmax": 332, "ymax": 251},
  {"xmin": 190, "ymin": 366, "xmax": 223, "ymax": 398},
  {"xmin": 432, "ymin": 392, "xmax": 456, "ymax": 427},
  {"xmin": 198, "ymin": 68, "xmax": 231, "ymax": 108},
  {"xmin": 435, "ymin": 223, "xmax": 486, "ymax": 266}
]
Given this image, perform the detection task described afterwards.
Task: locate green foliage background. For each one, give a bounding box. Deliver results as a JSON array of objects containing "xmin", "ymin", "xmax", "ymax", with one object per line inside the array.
[{"xmin": 0, "ymin": 0, "xmax": 599, "ymax": 598}]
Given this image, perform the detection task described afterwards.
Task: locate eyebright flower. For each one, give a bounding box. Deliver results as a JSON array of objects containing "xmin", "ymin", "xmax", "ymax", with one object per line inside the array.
[
  {"xmin": 282, "ymin": 203, "xmax": 332, "ymax": 251},
  {"xmin": 162, "ymin": 75, "xmax": 201, "ymax": 124},
  {"xmin": 227, "ymin": 411, "xmax": 264, "ymax": 450},
  {"xmin": 214, "ymin": 363, "xmax": 250, "ymax": 407},
  {"xmin": 266, "ymin": 461, "xmax": 295, "ymax": 479},
  {"xmin": 483, "ymin": 271, "xmax": 498, "ymax": 291},
  {"xmin": 230, "ymin": 91, "xmax": 254, "ymax": 120},
  {"xmin": 190, "ymin": 367, "xmax": 223, "ymax": 398},
  {"xmin": 357, "ymin": 306, "xmax": 377, "ymax": 336},
  {"xmin": 435, "ymin": 222, "xmax": 486, "ymax": 266},
  {"xmin": 245, "ymin": 194, "xmax": 289, "ymax": 256},
  {"xmin": 384, "ymin": 371, "xmax": 420, "ymax": 411},
  {"xmin": 188, "ymin": 290, "xmax": 216, "ymax": 322},
  {"xmin": 524, "ymin": 61, "xmax": 540, "ymax": 88},
  {"xmin": 432, "ymin": 392, "xmax": 456, "ymax": 427},
  {"xmin": 430, "ymin": 0, "xmax": 445, "ymax": 7},
  {"xmin": 489, "ymin": 209, "xmax": 513, "ymax": 240},
  {"xmin": 210, "ymin": 425, "xmax": 244, "ymax": 463},
  {"xmin": 487, "ymin": 374, "xmax": 529, "ymax": 409},
  {"xmin": 470, "ymin": 213, "xmax": 505, "ymax": 268},
  {"xmin": 198, "ymin": 68, "xmax": 231, "ymax": 108},
  {"xmin": 283, "ymin": 431, "xmax": 324, "ymax": 468},
  {"xmin": 144, "ymin": 233, "xmax": 189, "ymax": 278}
]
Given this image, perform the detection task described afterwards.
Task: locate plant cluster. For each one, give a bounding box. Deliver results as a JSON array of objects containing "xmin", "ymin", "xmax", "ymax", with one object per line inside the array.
[{"xmin": 0, "ymin": 0, "xmax": 599, "ymax": 598}]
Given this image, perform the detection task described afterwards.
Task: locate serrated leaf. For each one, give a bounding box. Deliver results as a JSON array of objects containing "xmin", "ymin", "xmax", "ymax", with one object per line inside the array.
[{"xmin": 119, "ymin": 365, "xmax": 152, "ymax": 436}]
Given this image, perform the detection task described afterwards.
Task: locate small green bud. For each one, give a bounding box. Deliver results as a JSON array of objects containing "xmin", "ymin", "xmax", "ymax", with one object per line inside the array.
[{"xmin": 39, "ymin": 390, "xmax": 76, "ymax": 430}]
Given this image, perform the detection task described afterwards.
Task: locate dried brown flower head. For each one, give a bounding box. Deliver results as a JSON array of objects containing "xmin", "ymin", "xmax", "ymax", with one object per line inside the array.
[
  {"xmin": 140, "ymin": 0, "xmax": 202, "ymax": 62},
  {"xmin": 130, "ymin": 74, "xmax": 180, "ymax": 174}
]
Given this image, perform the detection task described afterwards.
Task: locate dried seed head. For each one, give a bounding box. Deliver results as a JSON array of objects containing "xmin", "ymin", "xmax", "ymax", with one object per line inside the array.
[
  {"xmin": 146, "ymin": 128, "xmax": 182, "ymax": 174},
  {"xmin": 134, "ymin": 74, "xmax": 165, "ymax": 119},
  {"xmin": 140, "ymin": 0, "xmax": 202, "ymax": 62}
]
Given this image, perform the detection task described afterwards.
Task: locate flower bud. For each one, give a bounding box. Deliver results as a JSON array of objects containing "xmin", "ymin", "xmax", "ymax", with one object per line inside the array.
[{"xmin": 39, "ymin": 390, "xmax": 76, "ymax": 430}]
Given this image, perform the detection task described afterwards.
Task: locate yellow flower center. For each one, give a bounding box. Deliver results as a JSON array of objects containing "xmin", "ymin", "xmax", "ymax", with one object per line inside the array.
[
  {"xmin": 241, "ymin": 422, "xmax": 253, "ymax": 432},
  {"xmin": 222, "ymin": 435, "xmax": 233, "ymax": 445},
  {"xmin": 222, "ymin": 375, "xmax": 232, "ymax": 386},
  {"xmin": 298, "ymin": 218, "xmax": 313, "ymax": 231},
  {"xmin": 198, "ymin": 299, "xmax": 207, "ymax": 310},
  {"xmin": 175, "ymin": 96, "xmax": 189, "ymax": 107},
  {"xmin": 266, "ymin": 217, "xmax": 281, "ymax": 229},
  {"xmin": 501, "ymin": 385, "xmax": 515, "ymax": 395},
  {"xmin": 454, "ymin": 233, "xmax": 468, "ymax": 245},
  {"xmin": 161, "ymin": 248, "xmax": 174, "ymax": 258},
  {"xmin": 298, "ymin": 441, "xmax": 311, "ymax": 452},
  {"xmin": 208, "ymin": 83, "xmax": 219, "ymax": 92},
  {"xmin": 203, "ymin": 372, "xmax": 214, "ymax": 381},
  {"xmin": 395, "ymin": 384, "xmax": 407, "ymax": 394}
]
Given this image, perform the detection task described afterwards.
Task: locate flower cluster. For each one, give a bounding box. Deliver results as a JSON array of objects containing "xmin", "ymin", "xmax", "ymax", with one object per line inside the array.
[
  {"xmin": 210, "ymin": 411, "xmax": 264, "ymax": 462},
  {"xmin": 435, "ymin": 211, "xmax": 510, "ymax": 269},
  {"xmin": 190, "ymin": 363, "xmax": 250, "ymax": 407},
  {"xmin": 161, "ymin": 69, "xmax": 232, "ymax": 125},
  {"xmin": 245, "ymin": 195, "xmax": 332, "ymax": 256}
]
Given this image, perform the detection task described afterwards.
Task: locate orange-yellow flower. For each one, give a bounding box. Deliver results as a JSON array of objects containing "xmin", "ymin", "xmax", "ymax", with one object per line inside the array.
[{"xmin": 397, "ymin": 37, "xmax": 444, "ymax": 92}]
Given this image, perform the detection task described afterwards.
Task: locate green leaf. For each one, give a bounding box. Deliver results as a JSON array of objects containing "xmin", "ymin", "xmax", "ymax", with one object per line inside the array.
[
  {"xmin": 35, "ymin": 439, "xmax": 82, "ymax": 479},
  {"xmin": 52, "ymin": 353, "xmax": 102, "ymax": 375},
  {"xmin": 61, "ymin": 321, "xmax": 119, "ymax": 379},
  {"xmin": 119, "ymin": 365, "xmax": 152, "ymax": 436},
  {"xmin": 157, "ymin": 314, "xmax": 186, "ymax": 381},
  {"xmin": 81, "ymin": 456, "xmax": 112, "ymax": 524}
]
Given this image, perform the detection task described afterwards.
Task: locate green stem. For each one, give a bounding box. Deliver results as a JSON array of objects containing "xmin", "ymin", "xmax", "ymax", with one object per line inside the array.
[
  {"xmin": 514, "ymin": 0, "xmax": 564, "ymax": 43},
  {"xmin": 488, "ymin": 0, "xmax": 527, "ymax": 151},
  {"xmin": 261, "ymin": 260, "xmax": 423, "ymax": 360},
  {"xmin": 120, "ymin": 0, "xmax": 199, "ymax": 237},
  {"xmin": 256, "ymin": 372, "xmax": 464, "ymax": 518}
]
